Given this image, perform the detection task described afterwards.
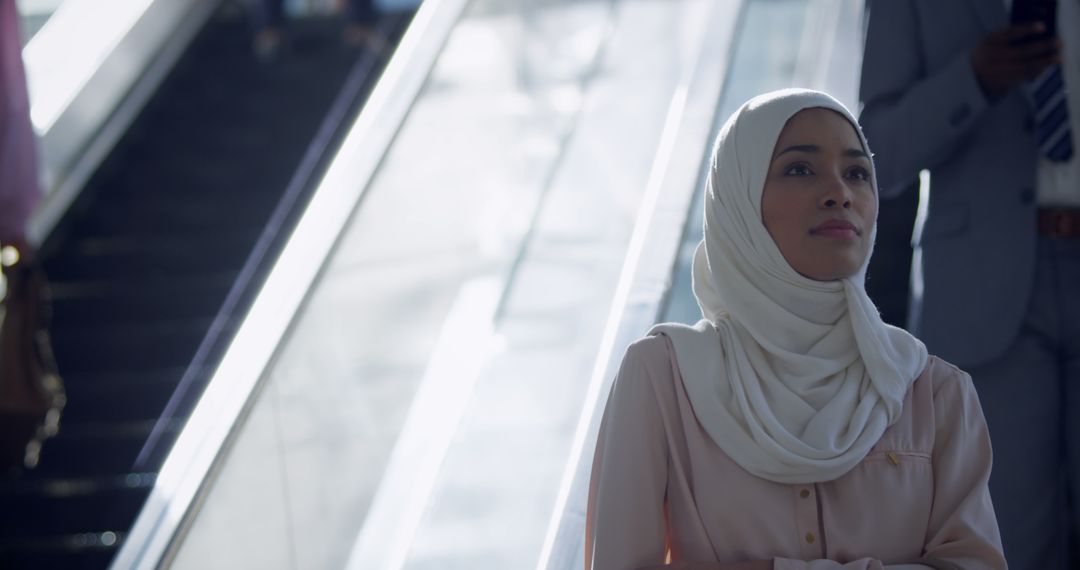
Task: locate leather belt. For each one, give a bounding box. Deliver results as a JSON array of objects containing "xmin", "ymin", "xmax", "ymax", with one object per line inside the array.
[{"xmin": 1038, "ymin": 208, "xmax": 1080, "ymax": 238}]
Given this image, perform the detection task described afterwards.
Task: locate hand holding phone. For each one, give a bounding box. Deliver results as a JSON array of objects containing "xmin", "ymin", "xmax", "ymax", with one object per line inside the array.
[{"xmin": 971, "ymin": 23, "xmax": 1062, "ymax": 99}]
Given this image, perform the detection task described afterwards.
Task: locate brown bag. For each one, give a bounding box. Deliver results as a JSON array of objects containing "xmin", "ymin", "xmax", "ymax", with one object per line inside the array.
[{"xmin": 0, "ymin": 247, "xmax": 65, "ymax": 473}]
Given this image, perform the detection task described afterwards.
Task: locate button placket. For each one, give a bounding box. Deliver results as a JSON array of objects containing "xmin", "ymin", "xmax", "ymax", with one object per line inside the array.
[{"xmin": 793, "ymin": 485, "xmax": 820, "ymax": 559}]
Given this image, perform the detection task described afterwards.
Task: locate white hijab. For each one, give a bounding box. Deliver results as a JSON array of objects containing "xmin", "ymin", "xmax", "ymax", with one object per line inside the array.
[{"xmin": 650, "ymin": 89, "xmax": 928, "ymax": 484}]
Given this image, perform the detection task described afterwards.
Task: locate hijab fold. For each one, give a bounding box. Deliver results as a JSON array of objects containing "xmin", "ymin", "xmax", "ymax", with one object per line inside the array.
[{"xmin": 650, "ymin": 89, "xmax": 927, "ymax": 484}]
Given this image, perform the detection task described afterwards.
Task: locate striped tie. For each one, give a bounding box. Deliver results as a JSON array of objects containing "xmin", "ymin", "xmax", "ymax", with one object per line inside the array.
[{"xmin": 1031, "ymin": 64, "xmax": 1074, "ymax": 161}]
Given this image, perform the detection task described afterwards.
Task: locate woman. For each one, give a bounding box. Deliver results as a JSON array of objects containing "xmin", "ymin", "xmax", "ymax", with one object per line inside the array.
[{"xmin": 585, "ymin": 89, "xmax": 1005, "ymax": 570}]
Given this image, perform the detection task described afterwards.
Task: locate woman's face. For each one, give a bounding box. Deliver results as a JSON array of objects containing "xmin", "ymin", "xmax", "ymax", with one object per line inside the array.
[{"xmin": 761, "ymin": 108, "xmax": 877, "ymax": 281}]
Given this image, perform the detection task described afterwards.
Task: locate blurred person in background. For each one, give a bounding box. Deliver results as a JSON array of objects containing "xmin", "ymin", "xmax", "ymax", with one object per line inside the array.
[
  {"xmin": 586, "ymin": 89, "xmax": 1005, "ymax": 570},
  {"xmin": 860, "ymin": 1, "xmax": 1080, "ymax": 568},
  {"xmin": 0, "ymin": 0, "xmax": 41, "ymax": 258},
  {"xmin": 1, "ymin": 0, "xmax": 63, "ymax": 477},
  {"xmin": 250, "ymin": 0, "xmax": 385, "ymax": 61}
]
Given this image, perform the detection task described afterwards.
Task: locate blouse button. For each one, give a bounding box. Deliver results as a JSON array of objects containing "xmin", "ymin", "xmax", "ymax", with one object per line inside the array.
[
  {"xmin": 799, "ymin": 489, "xmax": 811, "ymax": 499},
  {"xmin": 805, "ymin": 532, "xmax": 816, "ymax": 544}
]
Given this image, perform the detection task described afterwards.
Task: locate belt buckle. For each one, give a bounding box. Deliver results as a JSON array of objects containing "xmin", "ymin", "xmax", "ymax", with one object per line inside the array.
[{"xmin": 1043, "ymin": 208, "xmax": 1080, "ymax": 237}]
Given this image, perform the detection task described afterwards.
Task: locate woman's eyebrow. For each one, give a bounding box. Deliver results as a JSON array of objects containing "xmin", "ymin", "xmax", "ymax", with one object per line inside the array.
[
  {"xmin": 775, "ymin": 144, "xmax": 818, "ymax": 157},
  {"xmin": 773, "ymin": 145, "xmax": 869, "ymax": 159}
]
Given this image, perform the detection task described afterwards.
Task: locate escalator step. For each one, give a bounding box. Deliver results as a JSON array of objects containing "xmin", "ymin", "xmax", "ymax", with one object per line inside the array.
[
  {"xmin": 0, "ymin": 544, "xmax": 118, "ymax": 570},
  {"xmin": 50, "ymin": 319, "xmax": 217, "ymax": 375},
  {"xmin": 59, "ymin": 370, "xmax": 181, "ymax": 424},
  {"xmin": 32, "ymin": 421, "xmax": 181, "ymax": 479},
  {"xmin": 73, "ymin": 198, "xmax": 277, "ymax": 236},
  {"xmin": 47, "ymin": 276, "xmax": 234, "ymax": 329},
  {"xmin": 44, "ymin": 234, "xmax": 259, "ymax": 282},
  {"xmin": 0, "ymin": 487, "xmax": 148, "ymax": 538}
]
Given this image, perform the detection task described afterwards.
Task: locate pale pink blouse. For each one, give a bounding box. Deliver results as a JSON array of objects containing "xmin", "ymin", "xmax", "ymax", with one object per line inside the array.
[{"xmin": 586, "ymin": 334, "xmax": 1006, "ymax": 570}]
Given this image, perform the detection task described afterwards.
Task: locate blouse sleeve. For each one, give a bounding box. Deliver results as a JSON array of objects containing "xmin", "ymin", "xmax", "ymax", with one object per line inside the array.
[
  {"xmin": 586, "ymin": 339, "xmax": 671, "ymax": 570},
  {"xmin": 919, "ymin": 364, "xmax": 1006, "ymax": 569}
]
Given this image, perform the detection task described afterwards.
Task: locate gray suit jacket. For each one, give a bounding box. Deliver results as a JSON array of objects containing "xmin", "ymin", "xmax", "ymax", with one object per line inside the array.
[{"xmin": 860, "ymin": 0, "xmax": 1040, "ymax": 368}]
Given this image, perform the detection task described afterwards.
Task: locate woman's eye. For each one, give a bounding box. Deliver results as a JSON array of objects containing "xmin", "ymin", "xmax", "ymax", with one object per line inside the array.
[
  {"xmin": 784, "ymin": 164, "xmax": 812, "ymax": 176},
  {"xmin": 847, "ymin": 167, "xmax": 870, "ymax": 181}
]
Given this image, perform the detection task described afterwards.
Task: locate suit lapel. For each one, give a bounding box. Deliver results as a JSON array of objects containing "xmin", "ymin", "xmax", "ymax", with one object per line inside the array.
[{"xmin": 966, "ymin": 0, "xmax": 1007, "ymax": 32}]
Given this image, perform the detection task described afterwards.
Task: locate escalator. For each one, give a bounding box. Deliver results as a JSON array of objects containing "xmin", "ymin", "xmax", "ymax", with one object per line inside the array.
[{"xmin": 0, "ymin": 5, "xmax": 411, "ymax": 569}]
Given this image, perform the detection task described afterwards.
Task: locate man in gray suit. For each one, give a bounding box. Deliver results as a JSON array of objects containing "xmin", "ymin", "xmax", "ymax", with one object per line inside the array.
[{"xmin": 860, "ymin": 1, "xmax": 1079, "ymax": 568}]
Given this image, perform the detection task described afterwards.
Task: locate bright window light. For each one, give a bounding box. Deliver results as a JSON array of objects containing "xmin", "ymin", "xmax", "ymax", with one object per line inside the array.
[{"xmin": 22, "ymin": 0, "xmax": 155, "ymax": 133}]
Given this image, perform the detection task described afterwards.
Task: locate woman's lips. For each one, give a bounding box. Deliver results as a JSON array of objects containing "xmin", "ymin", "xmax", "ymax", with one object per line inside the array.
[{"xmin": 810, "ymin": 220, "xmax": 859, "ymax": 239}]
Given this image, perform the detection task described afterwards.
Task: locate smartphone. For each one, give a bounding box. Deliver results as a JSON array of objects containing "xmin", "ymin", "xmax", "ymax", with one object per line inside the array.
[{"xmin": 1011, "ymin": 0, "xmax": 1057, "ymax": 42}]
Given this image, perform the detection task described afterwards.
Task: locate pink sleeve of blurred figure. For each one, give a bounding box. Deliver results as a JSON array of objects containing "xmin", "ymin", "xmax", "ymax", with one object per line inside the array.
[{"xmin": 0, "ymin": 0, "xmax": 42, "ymax": 243}]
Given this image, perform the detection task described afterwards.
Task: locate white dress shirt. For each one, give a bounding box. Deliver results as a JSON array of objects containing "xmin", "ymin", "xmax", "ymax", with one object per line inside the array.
[{"xmin": 1037, "ymin": 0, "xmax": 1080, "ymax": 205}]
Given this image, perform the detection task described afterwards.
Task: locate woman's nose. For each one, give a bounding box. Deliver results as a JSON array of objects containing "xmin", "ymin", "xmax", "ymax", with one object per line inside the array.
[{"xmin": 820, "ymin": 175, "xmax": 853, "ymax": 209}]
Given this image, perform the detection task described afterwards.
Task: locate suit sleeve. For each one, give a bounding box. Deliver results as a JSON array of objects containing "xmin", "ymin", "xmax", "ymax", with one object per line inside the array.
[
  {"xmin": 585, "ymin": 341, "xmax": 670, "ymax": 570},
  {"xmin": 858, "ymin": 0, "xmax": 990, "ymax": 198}
]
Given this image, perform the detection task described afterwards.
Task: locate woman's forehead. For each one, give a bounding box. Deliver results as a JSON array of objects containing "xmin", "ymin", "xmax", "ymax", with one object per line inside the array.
[{"xmin": 775, "ymin": 108, "xmax": 863, "ymax": 146}]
